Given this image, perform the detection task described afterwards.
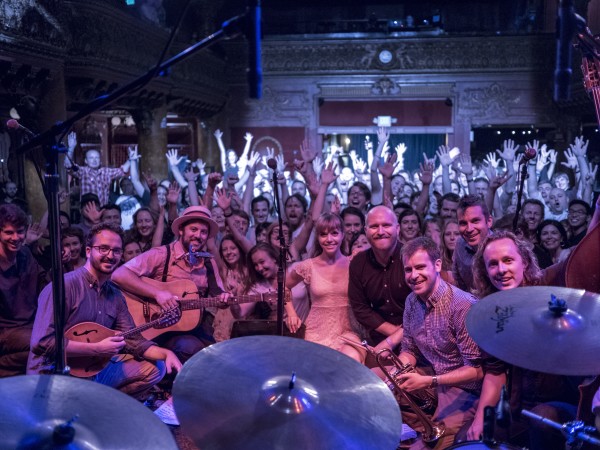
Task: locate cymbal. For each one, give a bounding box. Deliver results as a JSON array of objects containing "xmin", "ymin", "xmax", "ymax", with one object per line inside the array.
[
  {"xmin": 0, "ymin": 375, "xmax": 177, "ymax": 449},
  {"xmin": 173, "ymin": 335, "xmax": 402, "ymax": 450},
  {"xmin": 466, "ymin": 286, "xmax": 600, "ymax": 375}
]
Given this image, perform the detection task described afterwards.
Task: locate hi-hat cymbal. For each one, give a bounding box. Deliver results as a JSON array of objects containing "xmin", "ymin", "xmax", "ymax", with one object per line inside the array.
[
  {"xmin": 466, "ymin": 286, "xmax": 600, "ymax": 375},
  {"xmin": 0, "ymin": 375, "xmax": 177, "ymax": 449},
  {"xmin": 173, "ymin": 335, "xmax": 402, "ymax": 450}
]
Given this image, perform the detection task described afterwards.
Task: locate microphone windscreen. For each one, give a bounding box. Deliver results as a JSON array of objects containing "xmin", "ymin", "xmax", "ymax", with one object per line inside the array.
[
  {"xmin": 266, "ymin": 158, "xmax": 277, "ymax": 170},
  {"xmin": 6, "ymin": 119, "xmax": 19, "ymax": 129}
]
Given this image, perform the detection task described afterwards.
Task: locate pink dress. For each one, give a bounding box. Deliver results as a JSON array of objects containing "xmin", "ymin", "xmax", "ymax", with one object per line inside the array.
[{"xmin": 291, "ymin": 258, "xmax": 365, "ymax": 356}]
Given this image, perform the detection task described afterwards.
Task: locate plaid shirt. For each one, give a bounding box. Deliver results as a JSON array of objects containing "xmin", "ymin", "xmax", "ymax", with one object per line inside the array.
[
  {"xmin": 402, "ymin": 278, "xmax": 482, "ymax": 392},
  {"xmin": 73, "ymin": 165, "xmax": 124, "ymax": 206}
]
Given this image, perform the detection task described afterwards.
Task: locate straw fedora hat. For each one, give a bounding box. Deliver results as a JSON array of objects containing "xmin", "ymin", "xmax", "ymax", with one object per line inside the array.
[{"xmin": 171, "ymin": 206, "xmax": 219, "ymax": 238}]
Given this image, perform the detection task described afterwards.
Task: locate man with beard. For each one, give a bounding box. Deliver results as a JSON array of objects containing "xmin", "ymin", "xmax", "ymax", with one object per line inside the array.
[
  {"xmin": 28, "ymin": 223, "xmax": 180, "ymax": 400},
  {"xmin": 348, "ymin": 205, "xmax": 411, "ymax": 353},
  {"xmin": 0, "ymin": 204, "xmax": 46, "ymax": 376},
  {"xmin": 112, "ymin": 206, "xmax": 229, "ymax": 361}
]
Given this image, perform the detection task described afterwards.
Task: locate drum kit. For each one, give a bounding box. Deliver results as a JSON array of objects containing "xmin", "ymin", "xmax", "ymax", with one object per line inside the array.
[{"xmin": 1, "ymin": 287, "xmax": 599, "ymax": 449}]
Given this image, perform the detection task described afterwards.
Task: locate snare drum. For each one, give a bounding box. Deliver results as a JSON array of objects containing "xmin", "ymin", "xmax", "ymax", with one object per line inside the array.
[{"xmin": 446, "ymin": 441, "xmax": 524, "ymax": 449}]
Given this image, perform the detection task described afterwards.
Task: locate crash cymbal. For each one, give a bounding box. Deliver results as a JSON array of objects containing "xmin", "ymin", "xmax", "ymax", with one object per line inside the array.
[
  {"xmin": 0, "ymin": 375, "xmax": 177, "ymax": 449},
  {"xmin": 173, "ymin": 335, "xmax": 402, "ymax": 450},
  {"xmin": 466, "ymin": 286, "xmax": 600, "ymax": 375}
]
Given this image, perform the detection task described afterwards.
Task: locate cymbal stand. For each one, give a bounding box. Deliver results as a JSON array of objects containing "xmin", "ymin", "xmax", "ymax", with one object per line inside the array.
[{"xmin": 522, "ymin": 409, "xmax": 600, "ymax": 448}]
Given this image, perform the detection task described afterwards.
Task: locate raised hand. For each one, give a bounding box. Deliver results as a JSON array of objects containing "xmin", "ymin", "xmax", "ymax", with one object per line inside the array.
[
  {"xmin": 165, "ymin": 149, "xmax": 184, "ymax": 166},
  {"xmin": 331, "ymin": 194, "xmax": 341, "ymax": 214},
  {"xmin": 395, "ymin": 143, "xmax": 408, "ymax": 157},
  {"xmin": 484, "ymin": 152, "xmax": 500, "ymax": 169},
  {"xmin": 379, "ymin": 153, "xmax": 398, "ymax": 179},
  {"xmin": 436, "ymin": 145, "xmax": 456, "ymax": 167},
  {"xmin": 194, "ymin": 158, "xmax": 206, "ymax": 173},
  {"xmin": 354, "ymin": 157, "xmax": 367, "ymax": 174},
  {"xmin": 419, "ymin": 157, "xmax": 435, "ymax": 185},
  {"xmin": 183, "ymin": 168, "xmax": 198, "ymax": 182},
  {"xmin": 275, "ymin": 153, "xmax": 286, "ymax": 172},
  {"xmin": 321, "ymin": 161, "xmax": 338, "ymax": 185},
  {"xmin": 585, "ymin": 163, "xmax": 598, "ymax": 186},
  {"xmin": 213, "ymin": 129, "xmax": 223, "ymax": 140},
  {"xmin": 570, "ymin": 135, "xmax": 589, "ymax": 158},
  {"xmin": 83, "ymin": 203, "xmax": 102, "ymax": 224},
  {"xmin": 25, "ymin": 222, "xmax": 44, "ymax": 245},
  {"xmin": 299, "ymin": 140, "xmax": 317, "ymax": 163},
  {"xmin": 244, "ymin": 132, "xmax": 253, "ymax": 143},
  {"xmin": 489, "ymin": 170, "xmax": 512, "ymax": 190},
  {"xmin": 214, "ymin": 187, "xmax": 232, "ymax": 211},
  {"xmin": 247, "ymin": 151, "xmax": 260, "ymax": 175},
  {"xmin": 364, "ymin": 135, "xmax": 373, "ymax": 152},
  {"xmin": 166, "ymin": 181, "xmax": 181, "ymax": 204},
  {"xmin": 348, "ymin": 150, "xmax": 358, "ymax": 162},
  {"xmin": 496, "ymin": 139, "xmax": 518, "ymax": 161},
  {"xmin": 376, "ymin": 126, "xmax": 390, "ymax": 147},
  {"xmin": 208, "ymin": 172, "xmax": 222, "ymax": 188},
  {"xmin": 265, "ymin": 147, "xmax": 275, "ymax": 164},
  {"xmin": 128, "ymin": 145, "xmax": 141, "ymax": 161},
  {"xmin": 313, "ymin": 155, "xmax": 324, "ymax": 178},
  {"xmin": 454, "ymin": 153, "xmax": 473, "ymax": 176},
  {"xmin": 561, "ymin": 149, "xmax": 578, "ymax": 170},
  {"xmin": 67, "ymin": 131, "xmax": 77, "ymax": 150}
]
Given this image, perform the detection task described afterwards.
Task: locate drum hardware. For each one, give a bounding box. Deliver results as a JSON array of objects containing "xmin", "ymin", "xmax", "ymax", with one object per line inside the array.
[{"xmin": 522, "ymin": 409, "xmax": 600, "ymax": 448}]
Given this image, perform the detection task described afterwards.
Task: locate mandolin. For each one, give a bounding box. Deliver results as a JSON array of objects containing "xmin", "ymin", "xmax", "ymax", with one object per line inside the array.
[{"xmin": 65, "ymin": 307, "xmax": 181, "ymax": 377}]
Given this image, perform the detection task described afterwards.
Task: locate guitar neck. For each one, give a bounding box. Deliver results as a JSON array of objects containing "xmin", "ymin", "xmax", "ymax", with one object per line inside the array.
[{"xmin": 179, "ymin": 294, "xmax": 267, "ymax": 311}]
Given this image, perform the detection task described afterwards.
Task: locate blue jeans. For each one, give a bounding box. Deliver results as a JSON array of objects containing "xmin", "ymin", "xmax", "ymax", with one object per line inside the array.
[{"xmin": 93, "ymin": 354, "xmax": 165, "ymax": 401}]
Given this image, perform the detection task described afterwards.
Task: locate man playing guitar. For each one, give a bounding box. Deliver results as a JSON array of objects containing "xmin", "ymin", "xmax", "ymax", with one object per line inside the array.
[
  {"xmin": 112, "ymin": 205, "xmax": 230, "ymax": 362},
  {"xmin": 28, "ymin": 223, "xmax": 181, "ymax": 400}
]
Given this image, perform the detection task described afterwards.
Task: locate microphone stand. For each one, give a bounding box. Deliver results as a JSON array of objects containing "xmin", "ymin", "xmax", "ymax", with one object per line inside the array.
[
  {"xmin": 13, "ymin": 13, "xmax": 250, "ymax": 374},
  {"xmin": 271, "ymin": 169, "xmax": 286, "ymax": 336},
  {"xmin": 512, "ymin": 162, "xmax": 529, "ymax": 234}
]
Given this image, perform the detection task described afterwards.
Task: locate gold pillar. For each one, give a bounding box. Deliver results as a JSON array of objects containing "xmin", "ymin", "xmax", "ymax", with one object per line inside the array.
[
  {"xmin": 25, "ymin": 65, "xmax": 67, "ymax": 222},
  {"xmin": 132, "ymin": 106, "xmax": 169, "ymax": 182}
]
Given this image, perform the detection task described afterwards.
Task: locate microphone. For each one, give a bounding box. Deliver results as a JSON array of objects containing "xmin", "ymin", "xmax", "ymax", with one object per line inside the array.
[
  {"xmin": 246, "ymin": 0, "xmax": 262, "ymax": 99},
  {"xmin": 518, "ymin": 147, "xmax": 537, "ymax": 164},
  {"xmin": 554, "ymin": 0, "xmax": 575, "ymax": 101},
  {"xmin": 6, "ymin": 119, "xmax": 35, "ymax": 136},
  {"xmin": 495, "ymin": 385, "xmax": 512, "ymax": 428},
  {"xmin": 267, "ymin": 158, "xmax": 277, "ymax": 171}
]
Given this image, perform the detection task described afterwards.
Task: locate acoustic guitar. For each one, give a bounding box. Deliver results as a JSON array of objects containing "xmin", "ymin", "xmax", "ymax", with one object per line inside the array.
[
  {"xmin": 122, "ymin": 277, "xmax": 284, "ymax": 340},
  {"xmin": 65, "ymin": 308, "xmax": 181, "ymax": 377}
]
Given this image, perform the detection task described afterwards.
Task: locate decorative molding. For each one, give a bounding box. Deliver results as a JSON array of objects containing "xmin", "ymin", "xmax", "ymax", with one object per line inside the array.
[
  {"xmin": 457, "ymin": 82, "xmax": 521, "ymax": 121},
  {"xmin": 371, "ymin": 77, "xmax": 399, "ymax": 95},
  {"xmin": 224, "ymin": 35, "xmax": 555, "ymax": 78},
  {"xmin": 229, "ymin": 86, "xmax": 312, "ymax": 126}
]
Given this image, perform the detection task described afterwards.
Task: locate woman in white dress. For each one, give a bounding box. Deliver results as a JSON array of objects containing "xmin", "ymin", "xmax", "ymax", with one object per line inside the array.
[{"xmin": 284, "ymin": 213, "xmax": 366, "ymax": 363}]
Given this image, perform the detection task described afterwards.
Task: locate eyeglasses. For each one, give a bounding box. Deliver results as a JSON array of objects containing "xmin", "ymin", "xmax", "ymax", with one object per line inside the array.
[{"xmin": 92, "ymin": 246, "xmax": 123, "ymax": 257}]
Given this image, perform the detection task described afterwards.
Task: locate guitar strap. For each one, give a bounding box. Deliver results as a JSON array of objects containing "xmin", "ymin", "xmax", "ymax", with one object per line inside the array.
[{"xmin": 143, "ymin": 244, "xmax": 172, "ymax": 323}]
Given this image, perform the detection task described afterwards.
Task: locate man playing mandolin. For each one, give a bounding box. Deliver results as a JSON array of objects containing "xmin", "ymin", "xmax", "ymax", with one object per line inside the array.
[
  {"xmin": 112, "ymin": 205, "xmax": 230, "ymax": 362},
  {"xmin": 27, "ymin": 223, "xmax": 181, "ymax": 400}
]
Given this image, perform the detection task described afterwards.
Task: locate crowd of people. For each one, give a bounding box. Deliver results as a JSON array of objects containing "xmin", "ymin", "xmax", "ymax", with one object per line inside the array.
[{"xmin": 0, "ymin": 127, "xmax": 599, "ymax": 449}]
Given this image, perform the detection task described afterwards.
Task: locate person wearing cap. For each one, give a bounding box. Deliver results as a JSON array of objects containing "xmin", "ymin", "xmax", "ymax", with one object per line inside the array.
[{"xmin": 112, "ymin": 205, "xmax": 229, "ymax": 361}]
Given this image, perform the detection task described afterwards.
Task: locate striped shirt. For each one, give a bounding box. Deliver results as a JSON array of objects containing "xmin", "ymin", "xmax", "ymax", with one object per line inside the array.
[{"xmin": 402, "ymin": 278, "xmax": 482, "ymax": 392}]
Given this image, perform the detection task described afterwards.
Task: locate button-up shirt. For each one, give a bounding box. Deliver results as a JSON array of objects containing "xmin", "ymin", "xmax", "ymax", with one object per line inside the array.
[
  {"xmin": 28, "ymin": 267, "xmax": 154, "ymax": 374},
  {"xmin": 73, "ymin": 166, "xmax": 124, "ymax": 206},
  {"xmin": 402, "ymin": 278, "xmax": 482, "ymax": 392},
  {"xmin": 349, "ymin": 244, "xmax": 412, "ymax": 342}
]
